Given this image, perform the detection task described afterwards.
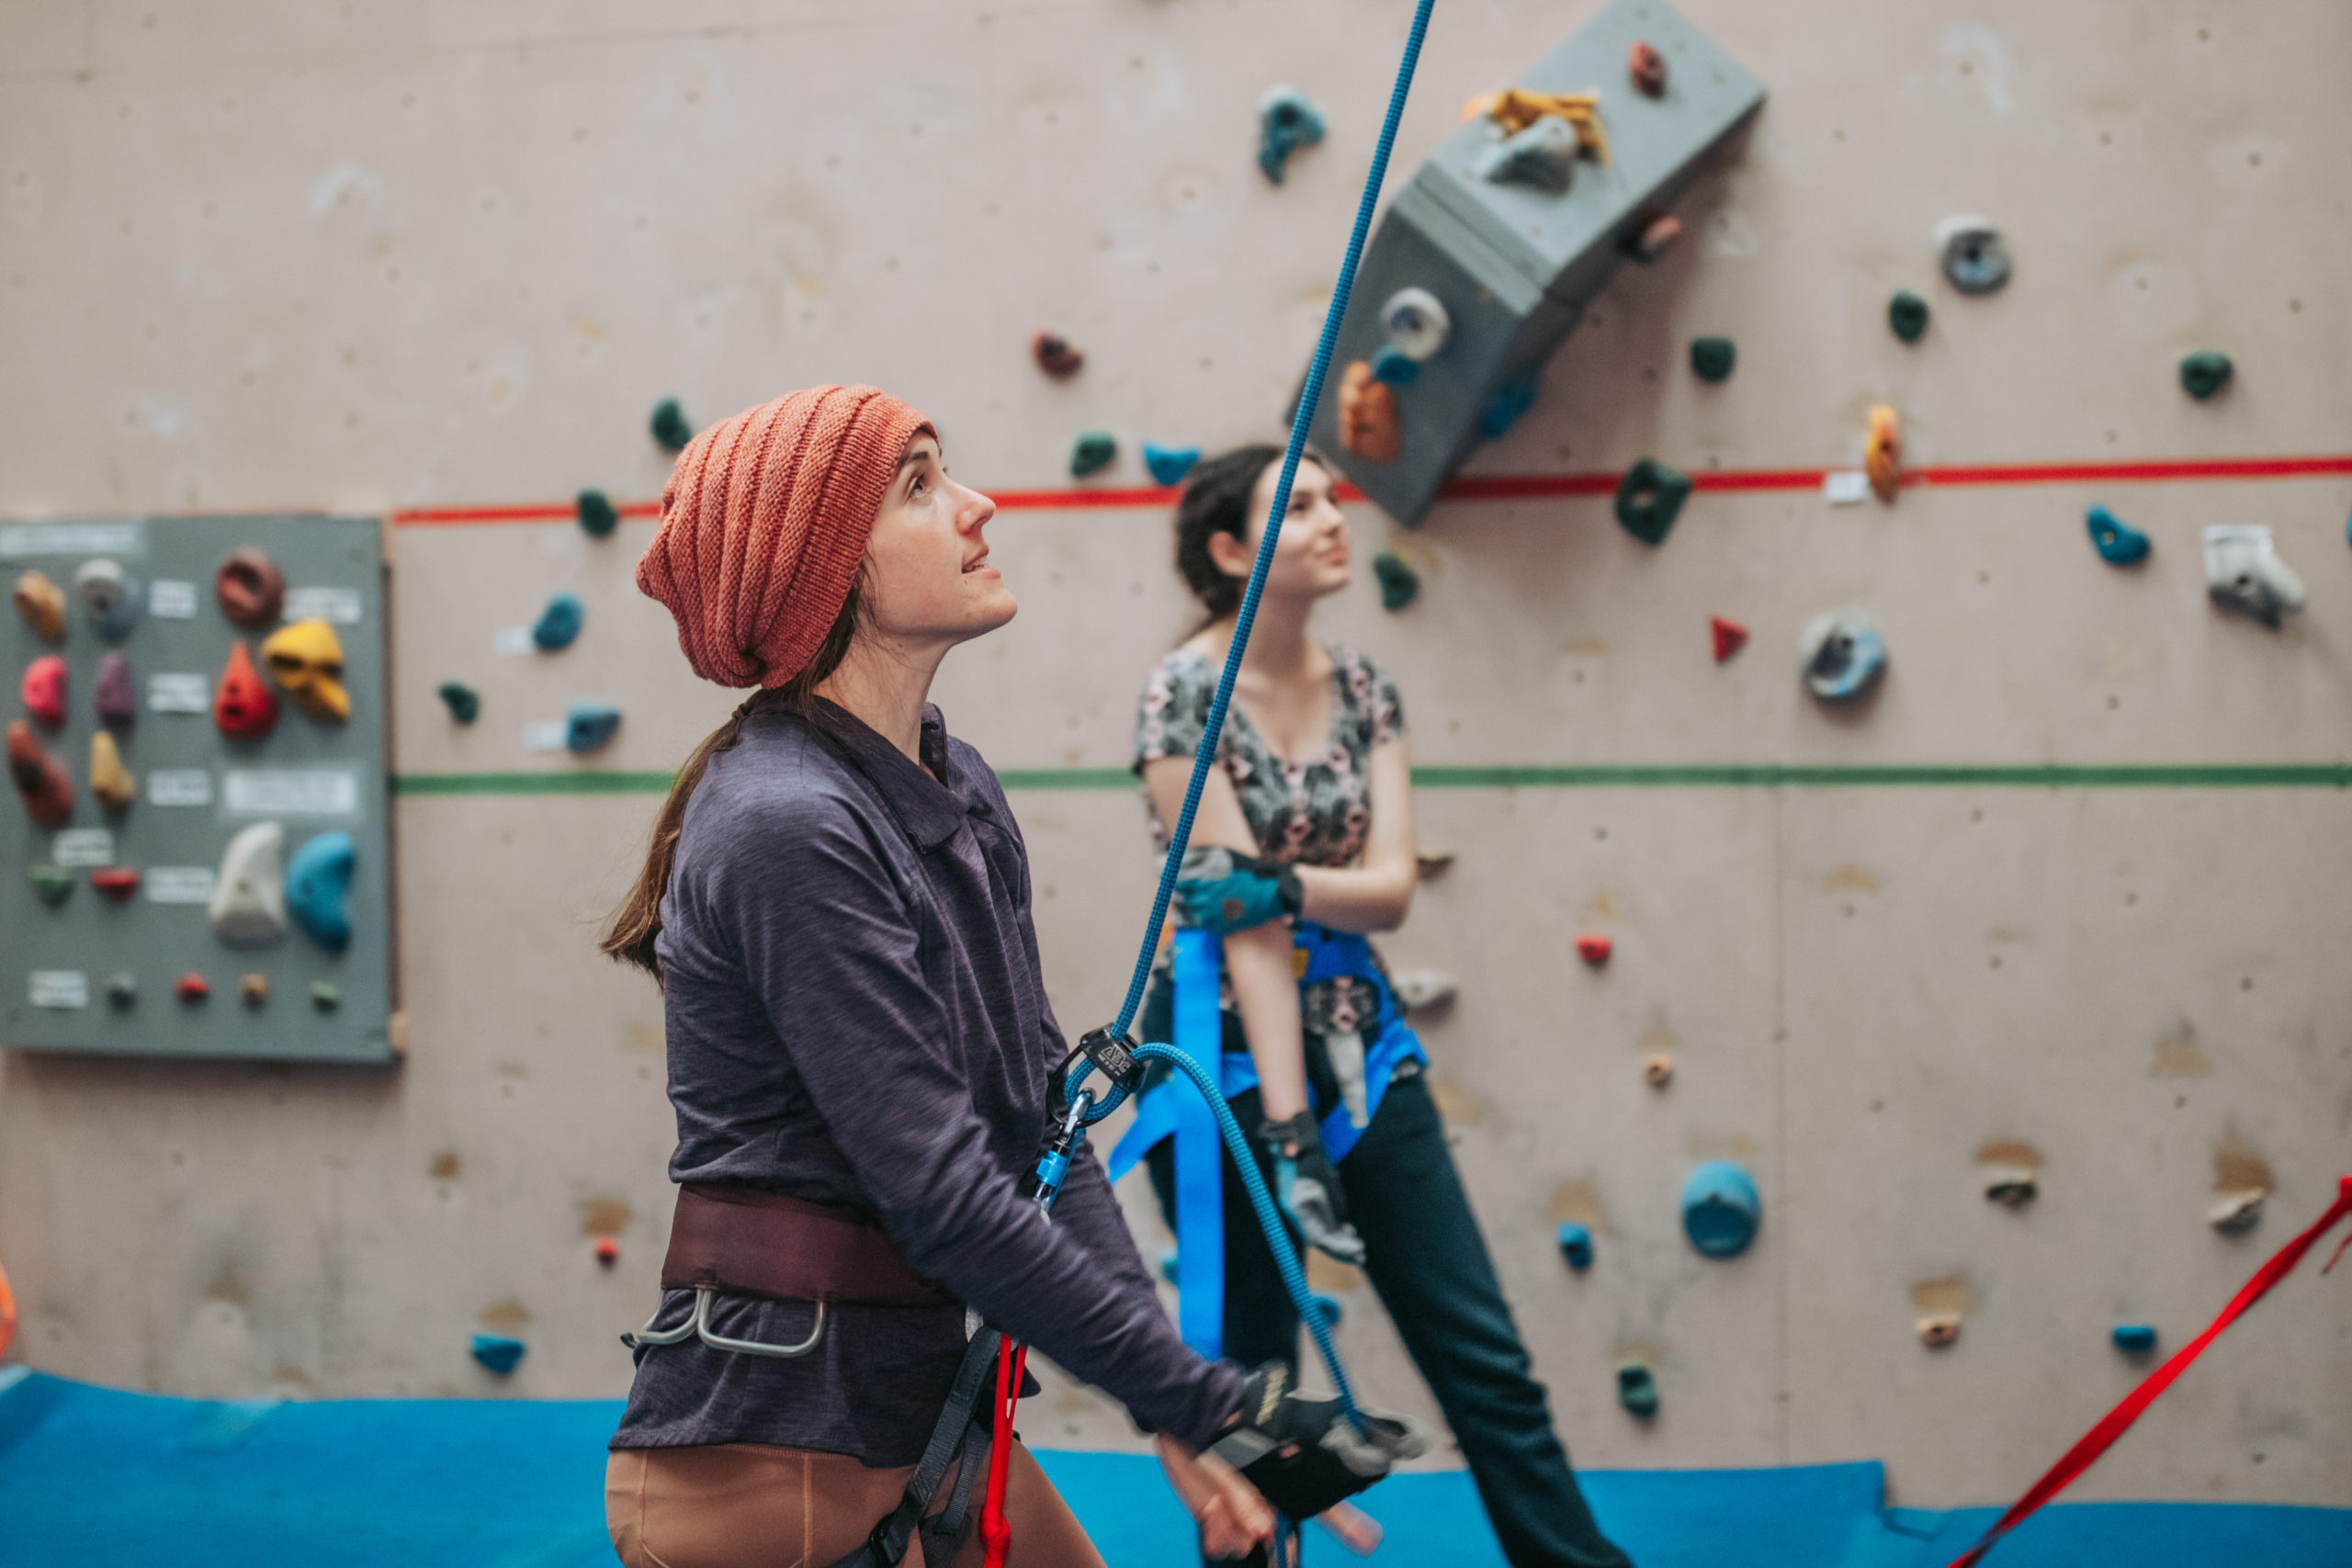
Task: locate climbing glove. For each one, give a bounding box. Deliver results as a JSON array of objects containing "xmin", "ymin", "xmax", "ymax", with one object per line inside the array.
[
  {"xmin": 1208, "ymin": 1361, "xmax": 1431, "ymax": 1522},
  {"xmin": 1260, "ymin": 1111, "xmax": 1365, "ymax": 1268},
  {"xmin": 1173, "ymin": 845, "xmax": 1304, "ymax": 936}
]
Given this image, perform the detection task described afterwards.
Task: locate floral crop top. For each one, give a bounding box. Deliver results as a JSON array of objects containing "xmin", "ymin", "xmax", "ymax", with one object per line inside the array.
[{"xmin": 1132, "ymin": 644, "xmax": 1407, "ymax": 869}]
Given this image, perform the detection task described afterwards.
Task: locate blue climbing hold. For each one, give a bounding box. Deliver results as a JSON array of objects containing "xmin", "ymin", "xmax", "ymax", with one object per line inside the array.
[
  {"xmin": 1308, "ymin": 1292, "xmax": 1344, "ymax": 1329},
  {"xmin": 1256, "ymin": 85, "xmax": 1326, "ymax": 184},
  {"xmin": 2111, "ymin": 1323, "xmax": 2158, "ymax": 1353},
  {"xmin": 1477, "ymin": 372, "xmax": 1540, "ymax": 440},
  {"xmin": 470, "ymin": 1334, "xmax": 526, "ymax": 1376},
  {"xmin": 1557, "ymin": 1223, "xmax": 1593, "ymax": 1271},
  {"xmin": 2086, "ymin": 504, "xmax": 2150, "ymax": 566},
  {"xmin": 1143, "ymin": 444, "xmax": 1202, "ymax": 487},
  {"xmin": 1158, "ymin": 1248, "xmax": 1180, "ymax": 1287},
  {"xmin": 531, "ymin": 592, "xmax": 584, "ymax": 651},
  {"xmin": 565, "ymin": 702, "xmax": 622, "ymax": 754},
  {"xmin": 1369, "ymin": 344, "xmax": 1419, "ymax": 387},
  {"xmin": 283, "ymin": 832, "xmax": 356, "ymax": 953},
  {"xmin": 1799, "ymin": 607, "xmax": 1888, "ymax": 705},
  {"xmin": 1680, "ymin": 1160, "xmax": 1761, "ymax": 1258}
]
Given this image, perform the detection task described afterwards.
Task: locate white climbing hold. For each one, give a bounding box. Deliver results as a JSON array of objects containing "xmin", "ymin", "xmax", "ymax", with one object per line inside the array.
[
  {"xmin": 2202, "ymin": 525, "xmax": 2304, "ymax": 626},
  {"xmin": 1476, "ymin": 116, "xmax": 1581, "ymax": 191},
  {"xmin": 1379, "ymin": 288, "xmax": 1451, "ymax": 362},
  {"xmin": 1390, "ymin": 971, "xmax": 1457, "ymax": 1010},
  {"xmin": 207, "ymin": 820, "xmax": 288, "ymax": 947},
  {"xmin": 2209, "ymin": 1188, "xmax": 2266, "ymax": 1234}
]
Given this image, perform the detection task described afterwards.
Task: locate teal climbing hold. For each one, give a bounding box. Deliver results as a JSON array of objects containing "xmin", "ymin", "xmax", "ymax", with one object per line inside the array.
[
  {"xmin": 649, "ymin": 398, "xmax": 694, "ymax": 452},
  {"xmin": 1372, "ymin": 552, "xmax": 1419, "ymax": 611},
  {"xmin": 1369, "ymin": 344, "xmax": 1419, "ymax": 387},
  {"xmin": 1557, "ymin": 1223, "xmax": 1593, "ymax": 1270},
  {"xmin": 2179, "ymin": 351, "xmax": 2233, "ymax": 400},
  {"xmin": 532, "ymin": 592, "xmax": 584, "ymax": 651},
  {"xmin": 1158, "ymin": 1248, "xmax": 1180, "ymax": 1287},
  {"xmin": 1143, "ymin": 444, "xmax": 1201, "ymax": 487},
  {"xmin": 437, "ymin": 682, "xmax": 481, "ymax": 724},
  {"xmin": 1069, "ymin": 431, "xmax": 1117, "ymax": 479},
  {"xmin": 575, "ymin": 490, "xmax": 618, "ymax": 538},
  {"xmin": 1689, "ymin": 337, "xmax": 1736, "ymax": 383},
  {"xmin": 1256, "ymin": 85, "xmax": 1326, "ymax": 184},
  {"xmin": 2111, "ymin": 1323, "xmax": 2157, "ymax": 1353},
  {"xmin": 1476, "ymin": 373, "xmax": 1539, "ymax": 440},
  {"xmin": 284, "ymin": 831, "xmax": 356, "ymax": 953},
  {"xmin": 2086, "ymin": 504, "xmax": 2150, "ymax": 566},
  {"xmin": 1617, "ymin": 1361, "xmax": 1659, "ymax": 1417},
  {"xmin": 470, "ymin": 1334, "xmax": 526, "ymax": 1376},
  {"xmin": 566, "ymin": 702, "xmax": 622, "ymax": 754},
  {"xmin": 1308, "ymin": 1292, "xmax": 1344, "ymax": 1329},
  {"xmin": 1888, "ymin": 290, "xmax": 1930, "ymax": 344},
  {"xmin": 1680, "ymin": 1160, "xmax": 1761, "ymax": 1258},
  {"xmin": 1614, "ymin": 458, "xmax": 1693, "ymax": 546}
]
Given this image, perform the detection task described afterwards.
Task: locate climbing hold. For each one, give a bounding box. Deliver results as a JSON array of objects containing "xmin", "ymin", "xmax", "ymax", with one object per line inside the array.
[
  {"xmin": 74, "ymin": 559, "xmax": 140, "ymax": 639},
  {"xmin": 2203, "ymin": 524, "xmax": 2304, "ymax": 626},
  {"xmin": 2209, "ymin": 1188, "xmax": 2266, "ymax": 1234},
  {"xmin": 285, "ymin": 831, "xmax": 356, "ymax": 952},
  {"xmin": 310, "ymin": 980, "xmax": 341, "ymax": 1011},
  {"xmin": 1372, "ymin": 552, "xmax": 1419, "ymax": 611},
  {"xmin": 1614, "ymin": 458, "xmax": 1692, "ymax": 546},
  {"xmin": 1616, "ymin": 1361, "xmax": 1658, "ymax": 1417},
  {"xmin": 1627, "ymin": 213, "xmax": 1684, "ymax": 263},
  {"xmin": 1689, "ymin": 336, "xmax": 1735, "ymax": 383},
  {"xmin": 1379, "ymin": 288, "xmax": 1451, "ymax": 361},
  {"xmin": 595, "ymin": 1236, "xmax": 622, "ymax": 1266},
  {"xmin": 1983, "ymin": 1168, "xmax": 2038, "ymax": 1208},
  {"xmin": 1888, "ymin": 290, "xmax": 1930, "ymax": 344},
  {"xmin": 1917, "ymin": 1313, "xmax": 1963, "ymax": 1348},
  {"xmin": 1575, "ymin": 933, "xmax": 1612, "ymax": 965},
  {"xmin": 240, "ymin": 973, "xmax": 269, "ymax": 1007},
  {"xmin": 29, "ymin": 864, "xmax": 73, "ymax": 907},
  {"xmin": 1711, "ymin": 615, "xmax": 1748, "ymax": 663},
  {"xmin": 1391, "ymin": 971, "xmax": 1456, "ymax": 1010},
  {"xmin": 1256, "ymin": 85, "xmax": 1326, "ymax": 184},
  {"xmin": 7, "ymin": 721, "xmax": 74, "ymax": 828},
  {"xmin": 1339, "ymin": 362, "xmax": 1403, "ymax": 463},
  {"xmin": 20, "ymin": 655, "xmax": 65, "ymax": 727},
  {"xmin": 566, "ymin": 701, "xmax": 623, "ymax": 754},
  {"xmin": 1557, "ymin": 1224, "xmax": 1593, "ymax": 1270},
  {"xmin": 211, "ymin": 642, "xmax": 278, "ymax": 739},
  {"xmin": 13, "ymin": 570, "xmax": 65, "ymax": 641},
  {"xmin": 1369, "ymin": 344, "xmax": 1419, "ymax": 387},
  {"xmin": 1864, "ymin": 404, "xmax": 1901, "ymax": 503},
  {"xmin": 1642, "ymin": 1053, "xmax": 1674, "ymax": 1089},
  {"xmin": 262, "ymin": 619, "xmax": 351, "ymax": 721},
  {"xmin": 1029, "ymin": 332, "xmax": 1084, "ymax": 379},
  {"xmin": 95, "ymin": 651, "xmax": 135, "ymax": 726},
  {"xmin": 104, "ymin": 971, "xmax": 137, "ymax": 1009},
  {"xmin": 1159, "ymin": 1249, "xmax": 1180, "ymax": 1287},
  {"xmin": 88, "ymin": 730, "xmax": 134, "ymax": 812},
  {"xmin": 1476, "ymin": 372, "xmax": 1539, "ymax": 441},
  {"xmin": 1468, "ymin": 88, "xmax": 1610, "ymax": 160},
  {"xmin": 2179, "ymin": 351, "xmax": 2233, "ymax": 401},
  {"xmin": 1799, "ymin": 608, "xmax": 1888, "ymax": 704},
  {"xmin": 1308, "ymin": 1293, "xmax": 1344, "ymax": 1329},
  {"xmin": 1068, "ymin": 431, "xmax": 1117, "ymax": 479},
  {"xmin": 2086, "ymin": 505, "xmax": 2150, "ymax": 567},
  {"xmin": 1475, "ymin": 116, "xmax": 1582, "ymax": 191},
  {"xmin": 470, "ymin": 1333, "xmax": 526, "ymax": 1376},
  {"xmin": 209, "ymin": 821, "xmax": 288, "ymax": 948},
  {"xmin": 175, "ymin": 972, "xmax": 209, "ymax": 1003},
  {"xmin": 437, "ymin": 682, "xmax": 481, "ymax": 724},
  {"xmin": 213, "ymin": 547, "xmax": 285, "ymax": 628},
  {"xmin": 1143, "ymin": 444, "xmax": 1202, "ymax": 487},
  {"xmin": 1627, "ymin": 40, "xmax": 1668, "ymax": 96},
  {"xmin": 1935, "ymin": 216, "xmax": 2011, "ymax": 294},
  {"xmin": 1679, "ymin": 1160, "xmax": 1761, "ymax": 1258},
  {"xmin": 2111, "ymin": 1323, "xmax": 2157, "ymax": 1353},
  {"xmin": 89, "ymin": 867, "xmax": 140, "ymax": 902},
  {"xmin": 649, "ymin": 397, "xmax": 693, "ymax": 453},
  {"xmin": 1415, "ymin": 848, "xmax": 1455, "ymax": 876},
  {"xmin": 575, "ymin": 490, "xmax": 618, "ymax": 538},
  {"xmin": 530, "ymin": 592, "xmax": 585, "ymax": 652}
]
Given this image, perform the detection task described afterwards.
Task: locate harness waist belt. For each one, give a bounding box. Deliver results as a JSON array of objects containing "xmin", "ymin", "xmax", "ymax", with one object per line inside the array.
[{"xmin": 662, "ymin": 1183, "xmax": 955, "ymax": 1308}]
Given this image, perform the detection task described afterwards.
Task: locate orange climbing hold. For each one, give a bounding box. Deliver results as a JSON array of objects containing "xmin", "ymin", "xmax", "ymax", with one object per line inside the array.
[
  {"xmin": 1575, "ymin": 933, "xmax": 1612, "ymax": 965},
  {"xmin": 1338, "ymin": 361, "xmax": 1403, "ymax": 464},
  {"xmin": 213, "ymin": 641, "xmax": 278, "ymax": 739},
  {"xmin": 1865, "ymin": 404, "xmax": 1902, "ymax": 503},
  {"xmin": 1711, "ymin": 615, "xmax": 1748, "ymax": 663},
  {"xmin": 7, "ymin": 720, "xmax": 74, "ymax": 829},
  {"xmin": 13, "ymin": 570, "xmax": 65, "ymax": 642}
]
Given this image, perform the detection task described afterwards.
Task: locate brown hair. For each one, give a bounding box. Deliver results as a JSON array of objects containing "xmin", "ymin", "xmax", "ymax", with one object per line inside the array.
[
  {"xmin": 600, "ymin": 578, "xmax": 865, "ymax": 979},
  {"xmin": 1172, "ymin": 444, "xmax": 1335, "ymax": 626}
]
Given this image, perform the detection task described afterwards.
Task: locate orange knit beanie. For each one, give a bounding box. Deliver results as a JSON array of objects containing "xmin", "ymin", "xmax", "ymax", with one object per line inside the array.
[{"xmin": 636, "ymin": 385, "xmax": 931, "ymax": 688}]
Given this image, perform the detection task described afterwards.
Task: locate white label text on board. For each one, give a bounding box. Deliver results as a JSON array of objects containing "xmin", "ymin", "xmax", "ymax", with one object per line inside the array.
[
  {"xmin": 51, "ymin": 828, "xmax": 115, "ymax": 867},
  {"xmin": 283, "ymin": 585, "xmax": 363, "ymax": 625},
  {"xmin": 149, "ymin": 673, "xmax": 209, "ymax": 713},
  {"xmin": 28, "ymin": 971, "xmax": 89, "ymax": 1009},
  {"xmin": 148, "ymin": 580, "xmax": 199, "ymax": 618},
  {"xmin": 223, "ymin": 769, "xmax": 359, "ymax": 817},
  {"xmin": 147, "ymin": 769, "xmax": 212, "ymax": 807}
]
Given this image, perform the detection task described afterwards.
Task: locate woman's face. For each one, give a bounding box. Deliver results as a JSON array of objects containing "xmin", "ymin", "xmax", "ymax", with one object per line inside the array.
[
  {"xmin": 1213, "ymin": 457, "xmax": 1351, "ymax": 603},
  {"xmin": 860, "ymin": 434, "xmax": 1015, "ymax": 647}
]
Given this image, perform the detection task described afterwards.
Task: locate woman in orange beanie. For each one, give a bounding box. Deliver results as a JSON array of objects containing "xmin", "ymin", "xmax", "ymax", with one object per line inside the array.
[{"xmin": 601, "ymin": 387, "xmax": 1274, "ymax": 1567}]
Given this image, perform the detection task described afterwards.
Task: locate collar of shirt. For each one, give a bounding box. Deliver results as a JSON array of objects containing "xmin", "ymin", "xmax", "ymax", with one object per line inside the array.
[{"xmin": 812, "ymin": 698, "xmax": 969, "ymax": 852}]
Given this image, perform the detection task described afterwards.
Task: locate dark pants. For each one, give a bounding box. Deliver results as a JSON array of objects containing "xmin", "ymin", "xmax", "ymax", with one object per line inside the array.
[{"xmin": 1144, "ymin": 1070, "xmax": 1631, "ymax": 1568}]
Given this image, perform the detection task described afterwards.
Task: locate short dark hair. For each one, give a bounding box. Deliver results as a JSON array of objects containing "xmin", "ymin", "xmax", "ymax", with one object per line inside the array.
[{"xmin": 1171, "ymin": 446, "xmax": 1335, "ymax": 621}]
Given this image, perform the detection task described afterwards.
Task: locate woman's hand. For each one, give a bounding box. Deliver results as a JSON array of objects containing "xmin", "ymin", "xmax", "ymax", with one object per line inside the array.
[{"xmin": 1153, "ymin": 1433, "xmax": 1275, "ymax": 1558}]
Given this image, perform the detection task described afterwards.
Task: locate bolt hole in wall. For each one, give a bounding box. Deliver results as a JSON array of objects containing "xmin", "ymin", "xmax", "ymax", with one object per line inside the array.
[{"xmin": 6, "ymin": 0, "xmax": 2352, "ymax": 1563}]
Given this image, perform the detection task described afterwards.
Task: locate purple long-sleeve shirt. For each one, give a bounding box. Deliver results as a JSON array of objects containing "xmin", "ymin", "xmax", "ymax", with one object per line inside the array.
[{"xmin": 611, "ymin": 698, "xmax": 1240, "ymax": 1463}]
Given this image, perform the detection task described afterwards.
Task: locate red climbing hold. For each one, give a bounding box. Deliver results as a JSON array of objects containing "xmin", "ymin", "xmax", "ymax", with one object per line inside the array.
[
  {"xmin": 1029, "ymin": 332, "xmax": 1084, "ymax": 379},
  {"xmin": 213, "ymin": 641, "xmax": 278, "ymax": 740},
  {"xmin": 594, "ymin": 1236, "xmax": 621, "ymax": 1266},
  {"xmin": 175, "ymin": 972, "xmax": 210, "ymax": 1003},
  {"xmin": 1575, "ymin": 933, "xmax": 1613, "ymax": 965},
  {"xmin": 7, "ymin": 720, "xmax": 74, "ymax": 829},
  {"xmin": 90, "ymin": 867, "xmax": 141, "ymax": 902},
  {"xmin": 1711, "ymin": 615, "xmax": 1748, "ymax": 663},
  {"xmin": 20, "ymin": 655, "xmax": 66, "ymax": 727},
  {"xmin": 1627, "ymin": 41, "xmax": 1668, "ymax": 97}
]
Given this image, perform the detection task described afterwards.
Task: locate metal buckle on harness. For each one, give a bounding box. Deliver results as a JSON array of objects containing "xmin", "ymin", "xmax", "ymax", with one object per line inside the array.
[
  {"xmin": 1075, "ymin": 1027, "xmax": 1146, "ymax": 1098},
  {"xmin": 621, "ymin": 1287, "xmax": 827, "ymax": 1358}
]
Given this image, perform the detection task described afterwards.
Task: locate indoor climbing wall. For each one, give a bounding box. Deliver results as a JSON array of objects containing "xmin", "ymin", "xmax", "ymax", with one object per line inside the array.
[{"xmin": 2, "ymin": 0, "xmax": 2348, "ymax": 1520}]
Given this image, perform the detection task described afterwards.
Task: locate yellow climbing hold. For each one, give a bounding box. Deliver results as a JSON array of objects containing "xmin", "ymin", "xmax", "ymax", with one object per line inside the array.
[
  {"xmin": 1865, "ymin": 404, "xmax": 1902, "ymax": 504},
  {"xmin": 88, "ymin": 730, "xmax": 135, "ymax": 812},
  {"xmin": 262, "ymin": 618, "xmax": 351, "ymax": 721}
]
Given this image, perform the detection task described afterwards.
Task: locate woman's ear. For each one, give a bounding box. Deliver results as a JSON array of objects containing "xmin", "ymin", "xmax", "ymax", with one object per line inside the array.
[{"xmin": 1204, "ymin": 527, "xmax": 1256, "ymax": 581}]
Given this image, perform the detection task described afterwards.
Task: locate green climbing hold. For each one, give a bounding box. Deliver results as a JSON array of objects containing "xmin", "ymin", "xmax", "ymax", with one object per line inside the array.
[
  {"xmin": 649, "ymin": 398, "xmax": 694, "ymax": 452},
  {"xmin": 576, "ymin": 490, "xmax": 618, "ymax": 537},
  {"xmin": 1888, "ymin": 289, "xmax": 1929, "ymax": 344},
  {"xmin": 29, "ymin": 863, "xmax": 73, "ymax": 907},
  {"xmin": 1372, "ymin": 552, "xmax": 1419, "ymax": 611},
  {"xmin": 311, "ymin": 980, "xmax": 341, "ymax": 1010},
  {"xmin": 1689, "ymin": 337, "xmax": 1736, "ymax": 383},
  {"xmin": 1617, "ymin": 1361, "xmax": 1659, "ymax": 1417},
  {"xmin": 2179, "ymin": 351, "xmax": 2233, "ymax": 400},
  {"xmin": 436, "ymin": 682, "xmax": 481, "ymax": 725},
  {"xmin": 1069, "ymin": 431, "xmax": 1117, "ymax": 479},
  {"xmin": 1614, "ymin": 458, "xmax": 1693, "ymax": 546}
]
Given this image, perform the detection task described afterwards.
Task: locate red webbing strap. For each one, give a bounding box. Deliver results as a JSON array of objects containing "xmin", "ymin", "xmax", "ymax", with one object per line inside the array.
[
  {"xmin": 979, "ymin": 1340, "xmax": 1027, "ymax": 1568},
  {"xmin": 1948, "ymin": 1173, "xmax": 2352, "ymax": 1568}
]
